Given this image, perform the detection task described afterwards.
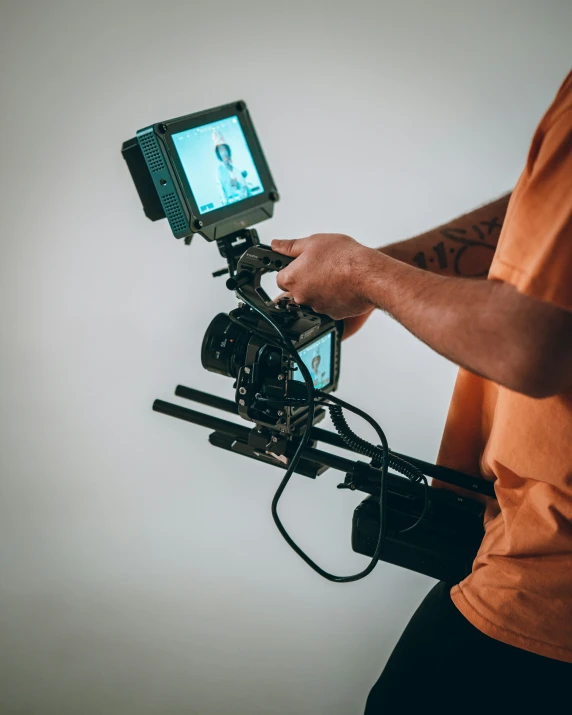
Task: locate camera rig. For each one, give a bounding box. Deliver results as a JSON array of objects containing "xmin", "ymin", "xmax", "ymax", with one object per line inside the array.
[
  {"xmin": 152, "ymin": 232, "xmax": 493, "ymax": 585},
  {"xmin": 122, "ymin": 100, "xmax": 494, "ymax": 585}
]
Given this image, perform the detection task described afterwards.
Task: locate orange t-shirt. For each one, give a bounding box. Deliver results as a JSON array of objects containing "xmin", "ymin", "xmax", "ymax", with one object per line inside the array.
[{"xmin": 437, "ymin": 69, "xmax": 572, "ymax": 663}]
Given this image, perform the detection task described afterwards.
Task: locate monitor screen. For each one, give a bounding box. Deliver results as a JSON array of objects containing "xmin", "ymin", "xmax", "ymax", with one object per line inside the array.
[
  {"xmin": 172, "ymin": 116, "xmax": 264, "ymax": 215},
  {"xmin": 293, "ymin": 331, "xmax": 334, "ymax": 390}
]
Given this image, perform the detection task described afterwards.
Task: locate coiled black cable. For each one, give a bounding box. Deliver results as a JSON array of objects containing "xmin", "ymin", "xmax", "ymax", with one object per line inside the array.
[
  {"xmin": 328, "ymin": 404, "xmax": 423, "ymax": 480},
  {"xmin": 327, "ymin": 402, "xmax": 429, "ymax": 533}
]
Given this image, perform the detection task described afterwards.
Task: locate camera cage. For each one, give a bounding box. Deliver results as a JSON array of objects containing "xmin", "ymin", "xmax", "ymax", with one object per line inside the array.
[{"xmin": 202, "ymin": 243, "xmax": 343, "ymax": 443}]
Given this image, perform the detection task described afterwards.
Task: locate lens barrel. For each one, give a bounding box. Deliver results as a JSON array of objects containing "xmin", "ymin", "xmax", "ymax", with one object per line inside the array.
[{"xmin": 201, "ymin": 313, "xmax": 251, "ymax": 378}]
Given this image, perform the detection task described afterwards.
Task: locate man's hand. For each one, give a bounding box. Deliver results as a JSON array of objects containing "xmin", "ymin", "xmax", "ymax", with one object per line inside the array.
[
  {"xmin": 271, "ymin": 234, "xmax": 379, "ymax": 320},
  {"xmin": 275, "ymin": 231, "xmax": 572, "ymax": 398}
]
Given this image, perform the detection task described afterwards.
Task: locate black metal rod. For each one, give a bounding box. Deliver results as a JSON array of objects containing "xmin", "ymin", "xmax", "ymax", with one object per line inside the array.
[
  {"xmin": 173, "ymin": 387, "xmax": 392, "ymax": 456},
  {"xmin": 153, "ymin": 398, "xmax": 454, "ymax": 505},
  {"xmin": 175, "ymin": 386, "xmax": 238, "ymax": 414},
  {"xmin": 311, "ymin": 426, "xmax": 358, "ymax": 450},
  {"xmin": 153, "ymin": 400, "xmax": 249, "ymax": 439},
  {"xmin": 174, "ymin": 385, "xmax": 494, "ymax": 497},
  {"xmin": 389, "ymin": 451, "xmax": 492, "ymax": 494},
  {"xmin": 173, "ymin": 387, "xmax": 378, "ymax": 453},
  {"xmin": 154, "ymin": 398, "xmax": 355, "ymax": 473},
  {"xmin": 311, "ymin": 427, "xmax": 492, "ymax": 496}
]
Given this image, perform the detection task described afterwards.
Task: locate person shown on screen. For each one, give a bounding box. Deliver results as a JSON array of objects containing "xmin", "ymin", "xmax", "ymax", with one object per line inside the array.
[
  {"xmin": 215, "ymin": 143, "xmax": 249, "ymax": 204},
  {"xmin": 271, "ymin": 70, "xmax": 572, "ymax": 710},
  {"xmin": 310, "ymin": 354, "xmax": 326, "ymax": 387}
]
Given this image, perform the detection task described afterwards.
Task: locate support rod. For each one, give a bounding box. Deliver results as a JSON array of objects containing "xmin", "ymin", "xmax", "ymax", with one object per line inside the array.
[{"xmin": 171, "ymin": 386, "xmax": 495, "ymax": 497}]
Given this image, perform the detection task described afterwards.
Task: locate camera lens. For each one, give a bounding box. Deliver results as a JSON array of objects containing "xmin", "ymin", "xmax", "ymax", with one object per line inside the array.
[{"xmin": 201, "ymin": 313, "xmax": 250, "ymax": 378}]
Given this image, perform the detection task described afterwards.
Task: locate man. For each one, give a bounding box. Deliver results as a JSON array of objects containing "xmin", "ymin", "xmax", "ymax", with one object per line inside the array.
[{"xmin": 272, "ymin": 70, "xmax": 572, "ymax": 709}]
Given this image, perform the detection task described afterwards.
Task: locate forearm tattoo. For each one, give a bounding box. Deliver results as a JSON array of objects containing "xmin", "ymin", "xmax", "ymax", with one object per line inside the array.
[{"xmin": 412, "ymin": 216, "xmax": 503, "ymax": 276}]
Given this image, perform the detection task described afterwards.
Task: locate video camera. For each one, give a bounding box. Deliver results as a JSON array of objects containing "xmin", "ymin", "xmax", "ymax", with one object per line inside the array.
[
  {"xmin": 201, "ymin": 246, "xmax": 342, "ymax": 450},
  {"xmin": 122, "ymin": 101, "xmax": 493, "ymax": 584},
  {"xmin": 122, "ymin": 101, "xmax": 341, "ymax": 453}
]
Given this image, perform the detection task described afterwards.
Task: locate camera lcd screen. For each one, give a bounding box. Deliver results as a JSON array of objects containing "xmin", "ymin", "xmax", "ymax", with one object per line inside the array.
[
  {"xmin": 293, "ymin": 331, "xmax": 333, "ymax": 390},
  {"xmin": 172, "ymin": 116, "xmax": 264, "ymax": 215}
]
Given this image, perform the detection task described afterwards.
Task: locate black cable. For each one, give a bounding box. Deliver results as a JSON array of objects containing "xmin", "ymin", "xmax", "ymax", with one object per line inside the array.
[
  {"xmin": 233, "ymin": 289, "xmax": 390, "ymax": 582},
  {"xmin": 227, "ymin": 313, "xmax": 289, "ymax": 354},
  {"xmin": 399, "ymin": 472, "xmax": 429, "ymax": 534},
  {"xmin": 326, "ymin": 402, "xmax": 429, "ymax": 533},
  {"xmin": 241, "ymin": 323, "xmax": 427, "ymax": 534},
  {"xmin": 328, "ymin": 403, "xmax": 417, "ymax": 476}
]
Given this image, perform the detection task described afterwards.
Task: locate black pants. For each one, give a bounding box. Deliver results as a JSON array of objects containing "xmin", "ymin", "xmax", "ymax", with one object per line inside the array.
[{"xmin": 364, "ymin": 581, "xmax": 571, "ymax": 713}]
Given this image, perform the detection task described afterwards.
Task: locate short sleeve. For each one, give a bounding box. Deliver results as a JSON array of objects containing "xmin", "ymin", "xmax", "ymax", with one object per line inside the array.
[{"xmin": 489, "ymin": 105, "xmax": 572, "ymax": 312}]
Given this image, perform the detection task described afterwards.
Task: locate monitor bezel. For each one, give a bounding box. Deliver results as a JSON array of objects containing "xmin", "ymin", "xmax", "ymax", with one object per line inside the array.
[{"xmin": 160, "ymin": 102, "xmax": 277, "ymax": 235}]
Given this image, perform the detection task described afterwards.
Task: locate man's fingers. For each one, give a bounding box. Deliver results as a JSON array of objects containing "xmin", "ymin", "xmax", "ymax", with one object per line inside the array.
[
  {"xmin": 272, "ymin": 235, "xmax": 312, "ymax": 300},
  {"xmin": 276, "ymin": 269, "xmax": 291, "ymax": 292},
  {"xmin": 271, "ymin": 237, "xmax": 307, "ymax": 257}
]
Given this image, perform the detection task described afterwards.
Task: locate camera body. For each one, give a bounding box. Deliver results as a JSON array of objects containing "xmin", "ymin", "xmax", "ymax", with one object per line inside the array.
[{"xmin": 201, "ymin": 244, "xmax": 343, "ymax": 453}]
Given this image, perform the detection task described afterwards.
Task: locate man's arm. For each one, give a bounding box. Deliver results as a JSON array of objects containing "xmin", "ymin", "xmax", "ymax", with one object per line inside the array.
[
  {"xmin": 341, "ymin": 194, "xmax": 511, "ymax": 338},
  {"xmin": 272, "ymin": 234, "xmax": 572, "ymax": 399},
  {"xmin": 364, "ymin": 253, "xmax": 572, "ymax": 398},
  {"xmin": 380, "ymin": 193, "xmax": 511, "ymax": 277}
]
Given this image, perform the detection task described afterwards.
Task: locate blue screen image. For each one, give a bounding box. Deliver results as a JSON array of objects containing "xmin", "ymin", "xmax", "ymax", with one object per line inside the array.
[
  {"xmin": 293, "ymin": 332, "xmax": 333, "ymax": 390},
  {"xmin": 172, "ymin": 116, "xmax": 264, "ymax": 215}
]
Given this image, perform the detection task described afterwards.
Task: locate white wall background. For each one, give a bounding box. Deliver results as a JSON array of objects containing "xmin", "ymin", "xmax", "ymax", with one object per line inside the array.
[{"xmin": 0, "ymin": 1, "xmax": 570, "ymax": 713}]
